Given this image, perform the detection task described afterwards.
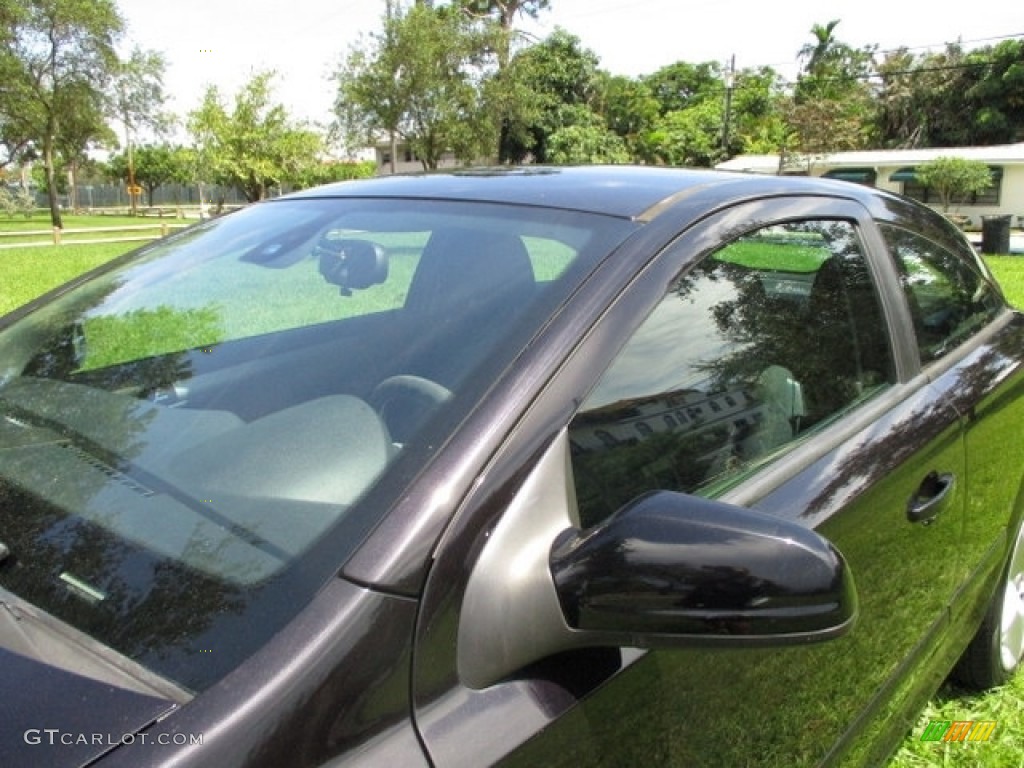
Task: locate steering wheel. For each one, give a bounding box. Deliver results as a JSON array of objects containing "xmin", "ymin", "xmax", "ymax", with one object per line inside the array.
[{"xmin": 369, "ymin": 374, "xmax": 452, "ymax": 444}]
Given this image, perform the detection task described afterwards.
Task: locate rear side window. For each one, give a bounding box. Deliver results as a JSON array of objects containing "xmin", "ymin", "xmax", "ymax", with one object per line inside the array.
[
  {"xmin": 568, "ymin": 220, "xmax": 894, "ymax": 526},
  {"xmin": 879, "ymin": 224, "xmax": 1003, "ymax": 363}
]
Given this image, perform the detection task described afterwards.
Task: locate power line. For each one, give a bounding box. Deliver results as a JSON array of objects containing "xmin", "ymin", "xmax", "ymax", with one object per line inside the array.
[{"xmin": 878, "ymin": 31, "xmax": 1024, "ymax": 55}]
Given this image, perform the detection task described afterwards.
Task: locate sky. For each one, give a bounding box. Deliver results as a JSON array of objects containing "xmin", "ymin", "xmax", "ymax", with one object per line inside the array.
[{"xmin": 115, "ymin": 0, "xmax": 1023, "ymax": 131}]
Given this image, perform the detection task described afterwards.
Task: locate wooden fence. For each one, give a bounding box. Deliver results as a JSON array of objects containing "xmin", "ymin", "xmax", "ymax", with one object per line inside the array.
[{"xmin": 0, "ymin": 222, "xmax": 192, "ymax": 250}]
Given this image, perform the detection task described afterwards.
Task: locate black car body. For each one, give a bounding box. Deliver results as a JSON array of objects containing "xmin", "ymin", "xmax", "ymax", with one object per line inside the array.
[{"xmin": 1, "ymin": 166, "xmax": 1022, "ymax": 767}]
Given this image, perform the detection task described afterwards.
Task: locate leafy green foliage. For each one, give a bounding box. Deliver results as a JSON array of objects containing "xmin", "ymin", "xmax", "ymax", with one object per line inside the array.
[
  {"xmin": 293, "ymin": 160, "xmax": 377, "ymax": 189},
  {"xmin": 108, "ymin": 144, "xmax": 194, "ymax": 206},
  {"xmin": 873, "ymin": 39, "xmax": 1024, "ymax": 148},
  {"xmin": 592, "ymin": 73, "xmax": 660, "ymax": 160},
  {"xmin": 782, "ymin": 20, "xmax": 876, "ymax": 162},
  {"xmin": 188, "ymin": 72, "xmax": 324, "ymax": 202},
  {"xmin": 499, "ymin": 29, "xmax": 603, "ymax": 163},
  {"xmin": 0, "ymin": 185, "xmax": 35, "ymax": 218},
  {"xmin": 642, "ymin": 100, "xmax": 724, "ymax": 167},
  {"xmin": 546, "ymin": 123, "xmax": 630, "ymax": 164},
  {"xmin": 914, "ymin": 157, "xmax": 995, "ymax": 212},
  {"xmin": 2, "ymin": 0, "xmax": 125, "ymax": 227},
  {"xmin": 335, "ymin": 4, "xmax": 494, "ymax": 169}
]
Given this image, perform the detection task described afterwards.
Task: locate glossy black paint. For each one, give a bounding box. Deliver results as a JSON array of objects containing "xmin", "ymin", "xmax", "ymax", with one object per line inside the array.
[
  {"xmin": 407, "ymin": 185, "xmax": 1024, "ymax": 767},
  {"xmin": 0, "ymin": 647, "xmax": 174, "ymax": 767},
  {"xmin": 550, "ymin": 491, "xmax": 856, "ymax": 641},
  {"xmin": 2, "ymin": 167, "xmax": 1022, "ymax": 768},
  {"xmin": 98, "ymin": 579, "xmax": 424, "ymax": 768}
]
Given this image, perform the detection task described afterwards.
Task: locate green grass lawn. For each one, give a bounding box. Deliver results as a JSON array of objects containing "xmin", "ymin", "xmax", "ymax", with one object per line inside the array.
[
  {"xmin": 1, "ymin": 228, "xmax": 1024, "ymax": 766},
  {"xmin": 987, "ymin": 256, "xmax": 1024, "ymax": 307},
  {"xmin": 0, "ymin": 242, "xmax": 136, "ymax": 316}
]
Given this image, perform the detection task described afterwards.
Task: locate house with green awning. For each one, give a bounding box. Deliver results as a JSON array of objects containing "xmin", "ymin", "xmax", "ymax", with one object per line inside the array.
[{"xmin": 716, "ymin": 143, "xmax": 1024, "ymax": 229}]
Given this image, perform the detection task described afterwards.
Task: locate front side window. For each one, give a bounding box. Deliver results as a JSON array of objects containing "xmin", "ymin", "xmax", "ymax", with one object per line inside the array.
[
  {"xmin": 880, "ymin": 224, "xmax": 1003, "ymax": 363},
  {"xmin": 569, "ymin": 220, "xmax": 894, "ymax": 526}
]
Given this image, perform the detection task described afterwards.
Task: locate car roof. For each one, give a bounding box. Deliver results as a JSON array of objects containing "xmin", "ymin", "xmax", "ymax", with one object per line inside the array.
[{"xmin": 283, "ymin": 165, "xmax": 894, "ymax": 221}]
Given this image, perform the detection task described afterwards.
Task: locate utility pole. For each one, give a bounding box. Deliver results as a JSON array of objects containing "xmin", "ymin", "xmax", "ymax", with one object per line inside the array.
[
  {"xmin": 721, "ymin": 54, "xmax": 735, "ymax": 157},
  {"xmin": 386, "ymin": 0, "xmax": 398, "ymax": 174}
]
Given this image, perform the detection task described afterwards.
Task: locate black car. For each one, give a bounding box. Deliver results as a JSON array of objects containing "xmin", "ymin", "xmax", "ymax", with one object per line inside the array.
[{"xmin": 1, "ymin": 167, "xmax": 1022, "ymax": 767}]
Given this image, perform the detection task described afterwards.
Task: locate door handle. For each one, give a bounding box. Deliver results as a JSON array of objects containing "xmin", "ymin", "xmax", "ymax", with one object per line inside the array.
[{"xmin": 906, "ymin": 471, "xmax": 955, "ymax": 525}]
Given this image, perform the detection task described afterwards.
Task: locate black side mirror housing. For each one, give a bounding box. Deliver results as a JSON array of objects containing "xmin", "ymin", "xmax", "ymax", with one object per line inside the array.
[{"xmin": 550, "ymin": 491, "xmax": 857, "ymax": 644}]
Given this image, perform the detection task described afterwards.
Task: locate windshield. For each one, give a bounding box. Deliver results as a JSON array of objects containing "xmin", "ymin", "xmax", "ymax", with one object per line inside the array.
[{"xmin": 0, "ymin": 197, "xmax": 635, "ymax": 693}]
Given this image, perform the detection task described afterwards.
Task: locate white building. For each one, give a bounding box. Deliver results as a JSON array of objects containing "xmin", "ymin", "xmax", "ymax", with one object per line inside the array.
[{"xmin": 717, "ymin": 143, "xmax": 1024, "ymax": 229}]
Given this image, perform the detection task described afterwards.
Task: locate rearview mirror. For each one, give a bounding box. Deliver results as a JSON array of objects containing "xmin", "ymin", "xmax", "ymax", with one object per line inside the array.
[{"xmin": 316, "ymin": 237, "xmax": 388, "ymax": 295}]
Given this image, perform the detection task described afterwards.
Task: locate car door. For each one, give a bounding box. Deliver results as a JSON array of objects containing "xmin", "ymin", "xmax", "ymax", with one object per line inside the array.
[
  {"xmin": 876, "ymin": 218, "xmax": 1024, "ymax": 678},
  {"xmin": 410, "ymin": 197, "xmax": 966, "ymax": 768}
]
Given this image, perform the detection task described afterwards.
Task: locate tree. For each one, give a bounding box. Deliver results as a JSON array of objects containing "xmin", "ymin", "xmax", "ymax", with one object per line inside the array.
[
  {"xmin": 593, "ymin": 73, "xmax": 660, "ymax": 161},
  {"xmin": 876, "ymin": 39, "xmax": 1024, "ymax": 148},
  {"xmin": 785, "ymin": 20, "xmax": 875, "ymax": 164},
  {"xmin": 188, "ymin": 72, "xmax": 324, "ymax": 202},
  {"xmin": 914, "ymin": 157, "xmax": 994, "ymax": 212},
  {"xmin": 111, "ymin": 46, "xmax": 173, "ymax": 211},
  {"xmin": 3, "ymin": 0, "xmax": 124, "ymax": 228},
  {"xmin": 0, "ymin": 185, "xmax": 35, "ymax": 218},
  {"xmin": 642, "ymin": 100, "xmax": 725, "ymax": 167},
  {"xmin": 729, "ymin": 66, "xmax": 789, "ymax": 157},
  {"xmin": 456, "ymin": 0, "xmax": 550, "ymax": 68},
  {"xmin": 109, "ymin": 144, "xmax": 191, "ymax": 207},
  {"xmin": 963, "ymin": 39, "xmax": 1024, "ymax": 145},
  {"xmin": 642, "ymin": 61, "xmax": 723, "ymax": 115},
  {"xmin": 781, "ymin": 97, "xmax": 870, "ymax": 171},
  {"xmin": 499, "ymin": 29, "xmax": 603, "ymax": 163},
  {"xmin": 458, "ymin": 0, "xmax": 550, "ymax": 29},
  {"xmin": 454, "ymin": 1, "xmax": 554, "ymax": 163},
  {"xmin": 546, "ymin": 123, "xmax": 630, "ymax": 164},
  {"xmin": 54, "ymin": 79, "xmax": 117, "ymax": 209},
  {"xmin": 0, "ymin": 0, "xmax": 34, "ymax": 167},
  {"xmin": 334, "ymin": 3, "xmax": 493, "ymax": 169},
  {"xmin": 871, "ymin": 48, "xmax": 927, "ymax": 147},
  {"xmin": 795, "ymin": 19, "xmax": 874, "ymax": 103}
]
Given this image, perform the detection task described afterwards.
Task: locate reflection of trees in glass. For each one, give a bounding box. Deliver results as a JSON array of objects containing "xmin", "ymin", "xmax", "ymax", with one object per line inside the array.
[
  {"xmin": 880, "ymin": 224, "xmax": 1002, "ymax": 362},
  {"xmin": 20, "ymin": 304, "xmax": 223, "ymax": 398},
  {"xmin": 0, "ymin": 483, "xmax": 246, "ymax": 691},
  {"xmin": 81, "ymin": 305, "xmax": 224, "ymax": 370},
  {"xmin": 573, "ymin": 431, "xmax": 711, "ymax": 527},
  {"xmin": 696, "ymin": 223, "xmax": 882, "ymax": 428},
  {"xmin": 572, "ymin": 222, "xmax": 892, "ymax": 525}
]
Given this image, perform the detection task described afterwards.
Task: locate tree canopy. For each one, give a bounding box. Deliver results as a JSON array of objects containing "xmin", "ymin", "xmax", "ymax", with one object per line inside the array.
[
  {"xmin": 5, "ymin": 2, "xmax": 1024, "ymax": 214},
  {"xmin": 914, "ymin": 157, "xmax": 995, "ymax": 212},
  {"xmin": 187, "ymin": 72, "xmax": 325, "ymax": 202},
  {"xmin": 2, "ymin": 0, "xmax": 125, "ymax": 226}
]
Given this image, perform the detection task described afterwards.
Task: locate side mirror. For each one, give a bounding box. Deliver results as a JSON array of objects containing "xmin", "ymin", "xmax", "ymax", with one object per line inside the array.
[
  {"xmin": 317, "ymin": 237, "xmax": 388, "ymax": 295},
  {"xmin": 550, "ymin": 491, "xmax": 856, "ymax": 643},
  {"xmin": 456, "ymin": 432, "xmax": 857, "ymax": 690}
]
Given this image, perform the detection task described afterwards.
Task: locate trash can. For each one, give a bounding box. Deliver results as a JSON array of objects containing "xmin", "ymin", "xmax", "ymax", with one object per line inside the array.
[{"xmin": 980, "ymin": 214, "xmax": 1012, "ymax": 254}]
